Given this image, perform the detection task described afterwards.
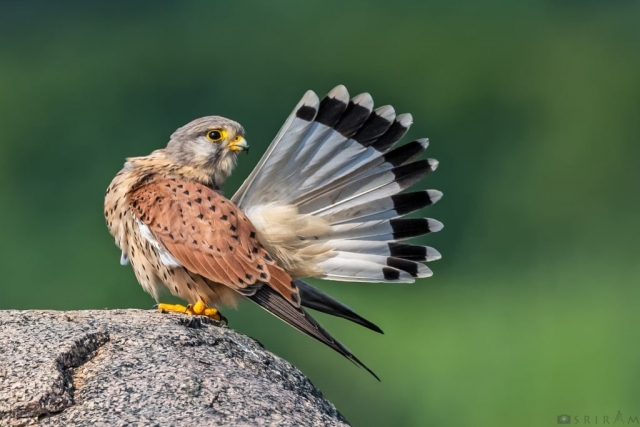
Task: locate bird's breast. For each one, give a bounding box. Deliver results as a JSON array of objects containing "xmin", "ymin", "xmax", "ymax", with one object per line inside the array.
[{"xmin": 104, "ymin": 169, "xmax": 144, "ymax": 253}]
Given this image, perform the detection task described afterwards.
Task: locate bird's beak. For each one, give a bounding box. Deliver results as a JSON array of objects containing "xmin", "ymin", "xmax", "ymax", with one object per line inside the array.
[{"xmin": 228, "ymin": 136, "xmax": 249, "ymax": 153}]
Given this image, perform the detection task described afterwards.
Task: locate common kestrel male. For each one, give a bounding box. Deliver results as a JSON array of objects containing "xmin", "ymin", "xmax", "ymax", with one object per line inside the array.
[{"xmin": 104, "ymin": 86, "xmax": 443, "ymax": 378}]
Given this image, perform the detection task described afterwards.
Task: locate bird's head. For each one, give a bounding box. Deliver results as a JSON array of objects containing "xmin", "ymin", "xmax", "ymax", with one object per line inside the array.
[{"xmin": 166, "ymin": 116, "xmax": 249, "ymax": 187}]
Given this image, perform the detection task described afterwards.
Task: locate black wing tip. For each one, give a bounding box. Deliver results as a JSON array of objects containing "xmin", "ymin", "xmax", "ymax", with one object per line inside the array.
[
  {"xmin": 249, "ymin": 285, "xmax": 380, "ymax": 380},
  {"xmin": 338, "ymin": 350, "xmax": 381, "ymax": 381},
  {"xmin": 351, "ymin": 317, "xmax": 383, "ymax": 335},
  {"xmin": 371, "ymin": 324, "xmax": 384, "ymax": 334},
  {"xmin": 296, "ymin": 280, "xmax": 384, "ymax": 334},
  {"xmin": 356, "ymin": 357, "xmax": 381, "ymax": 381}
]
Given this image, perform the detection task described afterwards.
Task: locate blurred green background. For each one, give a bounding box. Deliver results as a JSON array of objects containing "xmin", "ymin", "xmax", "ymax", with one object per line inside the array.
[{"xmin": 1, "ymin": 1, "xmax": 639, "ymax": 426}]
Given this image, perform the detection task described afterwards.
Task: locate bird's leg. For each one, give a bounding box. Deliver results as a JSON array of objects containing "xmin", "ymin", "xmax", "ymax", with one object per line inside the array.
[
  {"xmin": 156, "ymin": 300, "xmax": 225, "ymax": 323},
  {"xmin": 187, "ymin": 300, "xmax": 224, "ymax": 322}
]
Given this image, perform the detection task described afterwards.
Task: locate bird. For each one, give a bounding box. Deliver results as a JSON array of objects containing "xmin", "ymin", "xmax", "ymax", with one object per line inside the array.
[{"xmin": 104, "ymin": 85, "xmax": 443, "ymax": 379}]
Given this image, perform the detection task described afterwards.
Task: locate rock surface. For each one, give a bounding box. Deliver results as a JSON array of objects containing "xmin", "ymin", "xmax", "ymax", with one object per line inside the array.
[{"xmin": 0, "ymin": 310, "xmax": 348, "ymax": 426}]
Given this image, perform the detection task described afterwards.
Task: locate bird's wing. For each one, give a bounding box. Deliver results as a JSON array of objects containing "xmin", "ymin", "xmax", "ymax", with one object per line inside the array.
[
  {"xmin": 130, "ymin": 175, "xmax": 377, "ymax": 378},
  {"xmin": 248, "ymin": 285, "xmax": 379, "ymax": 380},
  {"xmin": 129, "ymin": 176, "xmax": 299, "ymax": 305}
]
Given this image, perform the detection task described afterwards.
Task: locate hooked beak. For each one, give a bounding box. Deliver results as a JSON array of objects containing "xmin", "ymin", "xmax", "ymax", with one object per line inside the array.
[{"xmin": 228, "ymin": 136, "xmax": 249, "ymax": 153}]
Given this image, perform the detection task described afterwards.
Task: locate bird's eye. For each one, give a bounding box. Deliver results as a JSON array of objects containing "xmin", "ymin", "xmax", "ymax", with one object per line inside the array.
[{"xmin": 206, "ymin": 130, "xmax": 224, "ymax": 142}]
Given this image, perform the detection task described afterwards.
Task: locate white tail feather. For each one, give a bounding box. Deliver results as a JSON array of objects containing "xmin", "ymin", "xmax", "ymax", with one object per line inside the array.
[
  {"xmin": 233, "ymin": 90, "xmax": 319, "ymax": 207},
  {"xmin": 317, "ymin": 257, "xmax": 414, "ymax": 283}
]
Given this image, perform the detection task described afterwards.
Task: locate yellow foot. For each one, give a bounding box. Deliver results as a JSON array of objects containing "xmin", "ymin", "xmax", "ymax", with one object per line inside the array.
[{"xmin": 156, "ymin": 301, "xmax": 225, "ymax": 323}]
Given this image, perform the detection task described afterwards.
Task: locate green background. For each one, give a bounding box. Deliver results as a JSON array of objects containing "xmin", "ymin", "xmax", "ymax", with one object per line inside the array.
[{"xmin": 1, "ymin": 1, "xmax": 638, "ymax": 426}]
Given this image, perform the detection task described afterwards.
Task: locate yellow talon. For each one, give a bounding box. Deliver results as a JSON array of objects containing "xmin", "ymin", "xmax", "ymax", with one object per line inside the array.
[
  {"xmin": 188, "ymin": 300, "xmax": 207, "ymax": 315},
  {"xmin": 156, "ymin": 301, "xmax": 223, "ymax": 322},
  {"xmin": 156, "ymin": 303, "xmax": 189, "ymax": 314}
]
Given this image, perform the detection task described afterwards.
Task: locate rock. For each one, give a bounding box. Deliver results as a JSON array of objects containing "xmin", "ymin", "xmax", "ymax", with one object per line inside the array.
[{"xmin": 0, "ymin": 310, "xmax": 348, "ymax": 427}]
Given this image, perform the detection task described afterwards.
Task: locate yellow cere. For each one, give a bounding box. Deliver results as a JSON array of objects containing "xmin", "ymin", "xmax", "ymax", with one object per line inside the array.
[{"xmin": 228, "ymin": 135, "xmax": 246, "ymax": 152}]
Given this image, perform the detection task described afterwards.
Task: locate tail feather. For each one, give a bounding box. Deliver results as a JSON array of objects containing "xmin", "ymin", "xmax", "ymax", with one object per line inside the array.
[
  {"xmin": 352, "ymin": 105, "xmax": 396, "ymax": 145},
  {"xmin": 290, "ymin": 114, "xmax": 414, "ymax": 203},
  {"xmin": 302, "ymin": 160, "xmax": 437, "ymax": 218},
  {"xmin": 282, "ymin": 85, "xmax": 350, "ymax": 180},
  {"xmin": 323, "ymin": 240, "xmax": 442, "ymax": 262},
  {"xmin": 317, "ymin": 256, "xmax": 414, "ymax": 283},
  {"xmin": 327, "ymin": 252, "xmax": 433, "ymax": 278},
  {"xmin": 324, "ymin": 190, "xmax": 442, "ymax": 225},
  {"xmin": 297, "ymin": 103, "xmax": 398, "ymax": 192},
  {"xmin": 287, "ymin": 139, "xmax": 430, "ymax": 210},
  {"xmin": 289, "ymin": 93, "xmax": 375, "ymax": 196},
  {"xmin": 388, "ymin": 242, "xmax": 442, "ymax": 261},
  {"xmin": 233, "ymin": 91, "xmax": 319, "ymax": 207},
  {"xmin": 371, "ymin": 113, "xmax": 413, "ymax": 152},
  {"xmin": 322, "ymin": 218, "xmax": 443, "ymax": 242}
]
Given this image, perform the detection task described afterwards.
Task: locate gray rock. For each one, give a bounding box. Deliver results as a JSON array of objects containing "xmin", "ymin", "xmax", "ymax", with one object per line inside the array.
[{"xmin": 0, "ymin": 310, "xmax": 348, "ymax": 426}]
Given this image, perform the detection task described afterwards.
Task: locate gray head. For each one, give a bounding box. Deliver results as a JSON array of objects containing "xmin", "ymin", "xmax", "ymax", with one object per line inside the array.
[{"xmin": 165, "ymin": 116, "xmax": 249, "ymax": 185}]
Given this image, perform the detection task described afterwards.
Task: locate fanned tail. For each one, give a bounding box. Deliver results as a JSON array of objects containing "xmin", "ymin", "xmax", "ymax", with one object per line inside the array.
[
  {"xmin": 233, "ymin": 86, "xmax": 443, "ymax": 377},
  {"xmin": 233, "ymin": 85, "xmax": 442, "ymax": 286}
]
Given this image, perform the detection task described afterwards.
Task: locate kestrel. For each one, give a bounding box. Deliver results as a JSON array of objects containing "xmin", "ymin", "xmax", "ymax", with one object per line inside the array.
[{"xmin": 104, "ymin": 86, "xmax": 443, "ymax": 379}]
